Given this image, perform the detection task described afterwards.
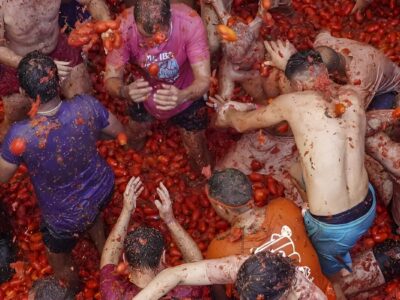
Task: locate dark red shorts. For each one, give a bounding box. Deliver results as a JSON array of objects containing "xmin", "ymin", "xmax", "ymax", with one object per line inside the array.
[{"xmin": 0, "ymin": 33, "xmax": 83, "ymax": 97}]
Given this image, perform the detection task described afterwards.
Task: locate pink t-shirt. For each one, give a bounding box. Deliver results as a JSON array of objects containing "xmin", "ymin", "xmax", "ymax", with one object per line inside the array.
[
  {"xmin": 314, "ymin": 32, "xmax": 400, "ymax": 107},
  {"xmin": 107, "ymin": 4, "xmax": 209, "ymax": 120}
]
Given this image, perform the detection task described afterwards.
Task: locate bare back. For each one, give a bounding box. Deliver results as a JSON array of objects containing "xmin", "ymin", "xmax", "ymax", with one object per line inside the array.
[
  {"xmin": 281, "ymin": 88, "xmax": 368, "ymax": 215},
  {"xmin": 1, "ymin": 0, "xmax": 61, "ymax": 56}
]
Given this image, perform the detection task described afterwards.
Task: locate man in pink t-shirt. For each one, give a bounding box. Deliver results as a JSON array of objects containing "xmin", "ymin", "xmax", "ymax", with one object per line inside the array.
[{"xmin": 105, "ymin": 0, "xmax": 211, "ymax": 174}]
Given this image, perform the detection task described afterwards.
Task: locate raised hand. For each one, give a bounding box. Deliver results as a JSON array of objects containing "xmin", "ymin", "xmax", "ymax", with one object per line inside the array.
[
  {"xmin": 263, "ymin": 39, "xmax": 297, "ymax": 71},
  {"xmin": 154, "ymin": 183, "xmax": 175, "ymax": 224},
  {"xmin": 123, "ymin": 177, "xmax": 144, "ymax": 212}
]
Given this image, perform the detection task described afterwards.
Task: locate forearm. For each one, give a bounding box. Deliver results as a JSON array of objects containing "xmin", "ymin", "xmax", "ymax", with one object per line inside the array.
[
  {"xmin": 366, "ymin": 109, "xmax": 398, "ymax": 136},
  {"xmin": 225, "ymin": 109, "xmax": 263, "ymax": 132},
  {"xmin": 366, "ymin": 132, "xmax": 400, "ymax": 178},
  {"xmin": 100, "ymin": 207, "xmax": 131, "ymax": 267},
  {"xmin": 84, "ymin": 0, "xmax": 111, "ymax": 20},
  {"xmin": 180, "ymin": 76, "xmax": 210, "ymax": 103},
  {"xmin": 167, "ymin": 219, "xmax": 202, "ymax": 262},
  {"xmin": 0, "ymin": 47, "xmax": 22, "ymax": 68}
]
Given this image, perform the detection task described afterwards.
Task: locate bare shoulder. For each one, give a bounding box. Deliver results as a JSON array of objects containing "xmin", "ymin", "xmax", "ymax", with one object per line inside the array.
[{"xmin": 273, "ymin": 91, "xmax": 322, "ymax": 107}]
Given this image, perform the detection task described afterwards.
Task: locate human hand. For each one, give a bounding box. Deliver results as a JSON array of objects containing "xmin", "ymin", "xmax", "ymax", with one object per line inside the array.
[
  {"xmin": 263, "ymin": 39, "xmax": 297, "ymax": 71},
  {"xmin": 125, "ymin": 79, "xmax": 152, "ymax": 103},
  {"xmin": 154, "ymin": 183, "xmax": 174, "ymax": 224},
  {"xmin": 208, "ymin": 94, "xmax": 257, "ymax": 127},
  {"xmin": 351, "ymin": 0, "xmax": 372, "ymax": 14},
  {"xmin": 54, "ymin": 60, "xmax": 73, "ymax": 81},
  {"xmin": 123, "ymin": 177, "xmax": 144, "ymax": 212},
  {"xmin": 154, "ymin": 84, "xmax": 184, "ymax": 111}
]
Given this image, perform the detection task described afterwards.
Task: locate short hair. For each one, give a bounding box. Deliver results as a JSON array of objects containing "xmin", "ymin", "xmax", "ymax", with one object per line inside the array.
[
  {"xmin": 208, "ymin": 168, "xmax": 252, "ymax": 206},
  {"xmin": 134, "ymin": 0, "xmax": 171, "ymax": 35},
  {"xmin": 31, "ymin": 277, "xmax": 74, "ymax": 300},
  {"xmin": 315, "ymin": 46, "xmax": 342, "ymax": 74},
  {"xmin": 285, "ymin": 49, "xmax": 324, "ymax": 81},
  {"xmin": 236, "ymin": 252, "xmax": 296, "ymax": 300},
  {"xmin": 17, "ymin": 51, "xmax": 59, "ymax": 104},
  {"xmin": 223, "ymin": 23, "xmax": 255, "ymax": 64},
  {"xmin": 124, "ymin": 227, "xmax": 165, "ymax": 269}
]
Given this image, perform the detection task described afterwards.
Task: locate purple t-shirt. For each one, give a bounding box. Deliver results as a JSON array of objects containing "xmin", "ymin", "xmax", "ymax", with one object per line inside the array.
[
  {"xmin": 100, "ymin": 264, "xmax": 204, "ymax": 300},
  {"xmin": 1, "ymin": 95, "xmax": 114, "ymax": 235},
  {"xmin": 106, "ymin": 3, "xmax": 210, "ymax": 120}
]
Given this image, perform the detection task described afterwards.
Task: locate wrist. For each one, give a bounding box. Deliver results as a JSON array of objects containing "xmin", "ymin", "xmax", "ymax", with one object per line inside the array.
[
  {"xmin": 164, "ymin": 216, "xmax": 176, "ymax": 225},
  {"xmin": 119, "ymin": 85, "xmax": 128, "ymax": 99},
  {"xmin": 122, "ymin": 206, "xmax": 135, "ymax": 214}
]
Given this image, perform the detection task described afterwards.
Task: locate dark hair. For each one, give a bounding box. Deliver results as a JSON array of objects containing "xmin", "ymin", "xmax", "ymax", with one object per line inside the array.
[
  {"xmin": 208, "ymin": 168, "xmax": 252, "ymax": 206},
  {"xmin": 17, "ymin": 51, "xmax": 59, "ymax": 103},
  {"xmin": 134, "ymin": 0, "xmax": 171, "ymax": 35},
  {"xmin": 124, "ymin": 227, "xmax": 165, "ymax": 269},
  {"xmin": 236, "ymin": 252, "xmax": 296, "ymax": 300},
  {"xmin": 31, "ymin": 277, "xmax": 74, "ymax": 300},
  {"xmin": 285, "ymin": 49, "xmax": 324, "ymax": 80},
  {"xmin": 315, "ymin": 46, "xmax": 342, "ymax": 74}
]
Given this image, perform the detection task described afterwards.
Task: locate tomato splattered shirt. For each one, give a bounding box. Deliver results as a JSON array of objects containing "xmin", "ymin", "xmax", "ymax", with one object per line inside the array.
[
  {"xmin": 314, "ymin": 31, "xmax": 400, "ymax": 107},
  {"xmin": 100, "ymin": 264, "xmax": 205, "ymax": 300},
  {"xmin": 106, "ymin": 3, "xmax": 209, "ymax": 120},
  {"xmin": 1, "ymin": 95, "xmax": 114, "ymax": 236}
]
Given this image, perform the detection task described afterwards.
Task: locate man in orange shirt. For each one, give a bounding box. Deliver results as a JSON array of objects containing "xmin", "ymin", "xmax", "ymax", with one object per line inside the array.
[{"xmin": 205, "ymin": 168, "xmax": 335, "ymax": 298}]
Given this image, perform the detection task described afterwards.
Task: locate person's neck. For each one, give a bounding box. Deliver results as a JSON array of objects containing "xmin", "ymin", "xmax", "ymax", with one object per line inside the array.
[
  {"xmin": 130, "ymin": 268, "xmax": 160, "ymax": 288},
  {"xmin": 233, "ymin": 207, "xmax": 264, "ymax": 233},
  {"xmin": 37, "ymin": 96, "xmax": 62, "ymax": 115}
]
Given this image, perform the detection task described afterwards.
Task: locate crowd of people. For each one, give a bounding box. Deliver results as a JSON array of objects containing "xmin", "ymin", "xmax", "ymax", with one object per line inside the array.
[{"xmin": 0, "ymin": 0, "xmax": 399, "ymax": 299}]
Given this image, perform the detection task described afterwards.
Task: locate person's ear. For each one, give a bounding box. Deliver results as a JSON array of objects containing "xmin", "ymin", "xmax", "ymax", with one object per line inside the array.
[{"xmin": 161, "ymin": 250, "xmax": 166, "ymax": 266}]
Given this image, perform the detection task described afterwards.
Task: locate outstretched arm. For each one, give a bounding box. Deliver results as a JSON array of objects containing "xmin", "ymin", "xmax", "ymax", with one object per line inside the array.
[
  {"xmin": 210, "ymin": 94, "xmax": 287, "ymax": 132},
  {"xmin": 100, "ymin": 177, "xmax": 143, "ymax": 268},
  {"xmin": 366, "ymin": 109, "xmax": 400, "ymax": 137},
  {"xmin": 133, "ymin": 255, "xmax": 248, "ymax": 300},
  {"xmin": 77, "ymin": 0, "xmax": 111, "ymax": 20},
  {"xmin": 155, "ymin": 183, "xmax": 202, "ymax": 262}
]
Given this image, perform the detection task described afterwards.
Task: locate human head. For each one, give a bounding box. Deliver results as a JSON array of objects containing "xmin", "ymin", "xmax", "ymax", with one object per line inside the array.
[
  {"xmin": 17, "ymin": 51, "xmax": 60, "ymax": 103},
  {"xmin": 236, "ymin": 252, "xmax": 296, "ymax": 300},
  {"xmin": 28, "ymin": 277, "xmax": 74, "ymax": 300},
  {"xmin": 315, "ymin": 46, "xmax": 347, "ymax": 83},
  {"xmin": 134, "ymin": 0, "xmax": 171, "ymax": 37},
  {"xmin": 206, "ymin": 168, "xmax": 253, "ymax": 223},
  {"xmin": 285, "ymin": 50, "xmax": 330, "ymax": 92},
  {"xmin": 124, "ymin": 227, "xmax": 165, "ymax": 275}
]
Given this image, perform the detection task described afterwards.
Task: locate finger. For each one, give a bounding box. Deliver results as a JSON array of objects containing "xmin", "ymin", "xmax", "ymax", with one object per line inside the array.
[
  {"xmin": 154, "ymin": 200, "xmax": 162, "ymax": 210},
  {"xmin": 156, "ymin": 105, "xmax": 176, "ymax": 111},
  {"xmin": 156, "ymin": 187, "xmax": 167, "ymax": 203},
  {"xmin": 55, "ymin": 60, "xmax": 72, "ymax": 66},
  {"xmin": 154, "ymin": 98, "xmax": 176, "ymax": 105},
  {"xmin": 277, "ymin": 39, "xmax": 284, "ymax": 49},
  {"xmin": 264, "ymin": 41, "xmax": 272, "ymax": 53},
  {"xmin": 155, "ymin": 89, "xmax": 173, "ymax": 96},
  {"xmin": 133, "ymin": 81, "xmax": 151, "ymax": 88},
  {"xmin": 215, "ymin": 95, "xmax": 226, "ymax": 103},
  {"xmin": 132, "ymin": 96, "xmax": 149, "ymax": 103},
  {"xmin": 206, "ymin": 102, "xmax": 215, "ymax": 108},
  {"xmin": 161, "ymin": 84, "xmax": 172, "ymax": 89},
  {"xmin": 135, "ymin": 186, "xmax": 144, "ymax": 197},
  {"xmin": 262, "ymin": 61, "xmax": 275, "ymax": 67},
  {"xmin": 129, "ymin": 89, "xmax": 151, "ymax": 98},
  {"xmin": 160, "ymin": 182, "xmax": 169, "ymax": 196}
]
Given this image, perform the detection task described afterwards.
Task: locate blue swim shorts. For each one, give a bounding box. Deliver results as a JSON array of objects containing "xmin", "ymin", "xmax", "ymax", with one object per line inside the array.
[{"xmin": 303, "ymin": 184, "xmax": 376, "ymax": 276}]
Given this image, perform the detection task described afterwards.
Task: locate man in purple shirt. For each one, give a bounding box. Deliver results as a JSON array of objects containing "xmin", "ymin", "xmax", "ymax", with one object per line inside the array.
[
  {"xmin": 100, "ymin": 177, "xmax": 205, "ymax": 299},
  {"xmin": 0, "ymin": 51, "xmax": 124, "ymax": 292},
  {"xmin": 105, "ymin": 0, "xmax": 211, "ymax": 175}
]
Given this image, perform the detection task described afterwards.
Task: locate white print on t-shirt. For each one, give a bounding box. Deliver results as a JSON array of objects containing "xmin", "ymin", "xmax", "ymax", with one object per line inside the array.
[
  {"xmin": 251, "ymin": 225, "xmax": 314, "ymax": 282},
  {"xmin": 144, "ymin": 52, "xmax": 180, "ymax": 84}
]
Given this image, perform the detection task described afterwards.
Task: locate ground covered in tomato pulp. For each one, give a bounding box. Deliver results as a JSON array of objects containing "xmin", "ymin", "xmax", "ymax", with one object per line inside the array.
[{"xmin": 0, "ymin": 0, "xmax": 400, "ymax": 299}]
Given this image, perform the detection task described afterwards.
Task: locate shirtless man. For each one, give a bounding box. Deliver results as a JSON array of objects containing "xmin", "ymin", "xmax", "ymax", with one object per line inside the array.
[
  {"xmin": 133, "ymin": 251, "xmax": 327, "ymax": 300},
  {"xmin": 0, "ymin": 0, "xmax": 110, "ymax": 140},
  {"xmin": 211, "ymin": 50, "xmax": 376, "ymax": 294}
]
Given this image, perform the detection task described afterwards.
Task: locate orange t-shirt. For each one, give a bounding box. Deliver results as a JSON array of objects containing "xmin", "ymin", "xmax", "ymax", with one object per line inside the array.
[{"xmin": 206, "ymin": 198, "xmax": 335, "ymax": 298}]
